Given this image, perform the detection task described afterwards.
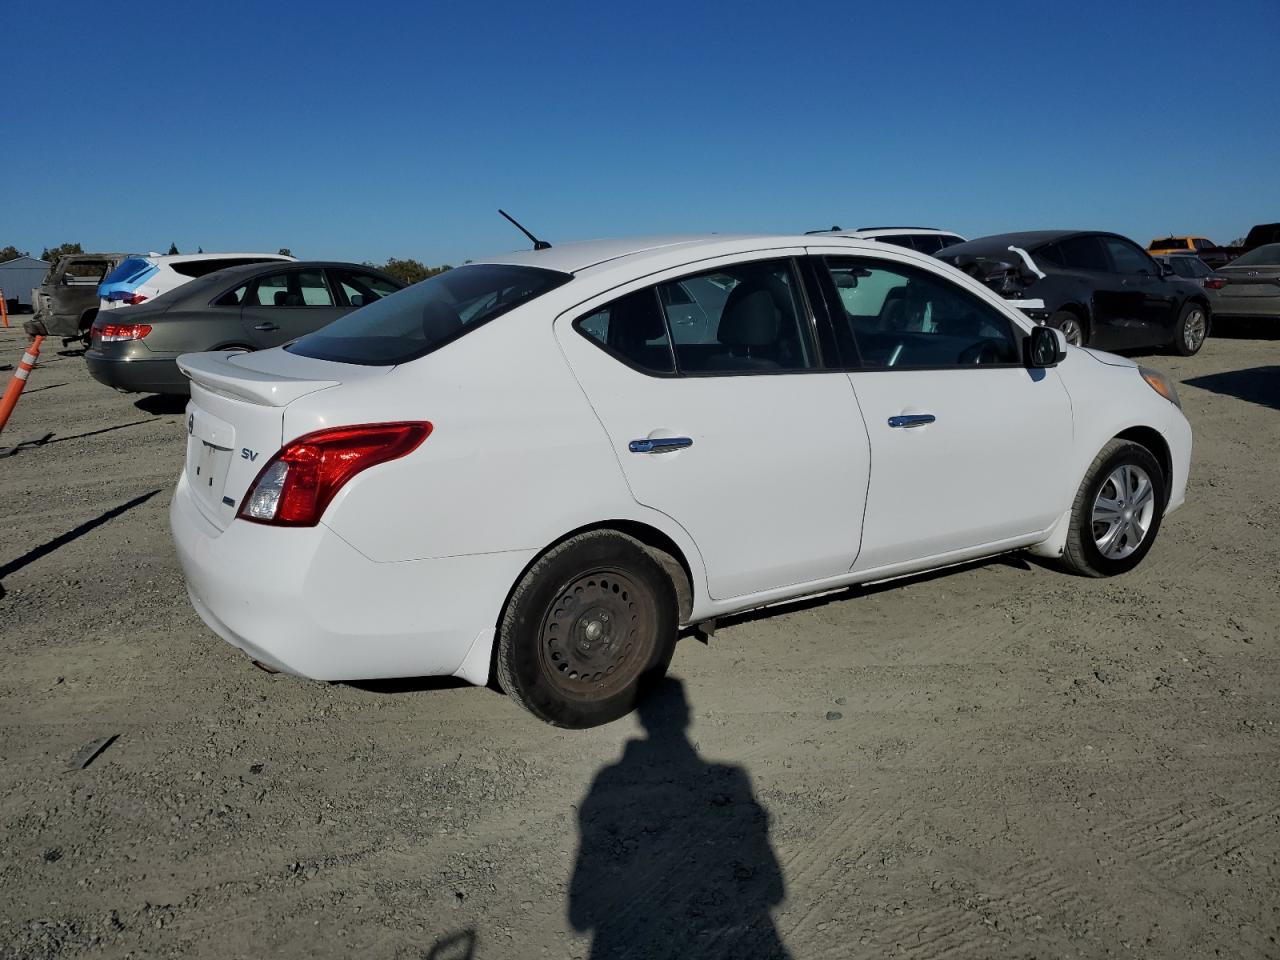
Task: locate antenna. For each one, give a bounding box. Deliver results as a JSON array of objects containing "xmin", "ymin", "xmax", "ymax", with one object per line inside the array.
[{"xmin": 498, "ymin": 209, "xmax": 551, "ymax": 250}]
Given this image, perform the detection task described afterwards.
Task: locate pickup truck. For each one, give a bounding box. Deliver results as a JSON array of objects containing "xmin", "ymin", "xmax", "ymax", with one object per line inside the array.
[
  {"xmin": 27, "ymin": 253, "xmax": 132, "ymax": 344},
  {"xmin": 1147, "ymin": 236, "xmax": 1237, "ymax": 269}
]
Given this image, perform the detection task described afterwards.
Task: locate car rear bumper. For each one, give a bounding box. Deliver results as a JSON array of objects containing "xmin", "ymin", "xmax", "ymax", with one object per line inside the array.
[
  {"xmin": 85, "ymin": 351, "xmax": 189, "ymax": 394},
  {"xmin": 170, "ymin": 472, "xmax": 532, "ymax": 683}
]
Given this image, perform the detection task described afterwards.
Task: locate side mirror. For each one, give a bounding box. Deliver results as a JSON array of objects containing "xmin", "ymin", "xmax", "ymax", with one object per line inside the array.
[
  {"xmin": 1158, "ymin": 260, "xmax": 1175, "ymax": 278},
  {"xmin": 1026, "ymin": 324, "xmax": 1068, "ymax": 368},
  {"xmin": 349, "ymin": 293, "xmax": 366, "ymax": 307}
]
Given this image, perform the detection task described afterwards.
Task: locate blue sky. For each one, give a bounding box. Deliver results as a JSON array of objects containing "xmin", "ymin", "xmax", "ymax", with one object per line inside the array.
[{"xmin": 4, "ymin": 0, "xmax": 1277, "ymax": 265}]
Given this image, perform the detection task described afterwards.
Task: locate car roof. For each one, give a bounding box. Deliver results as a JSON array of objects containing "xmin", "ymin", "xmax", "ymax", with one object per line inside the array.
[
  {"xmin": 805, "ymin": 227, "xmax": 959, "ymax": 238},
  {"xmin": 477, "ymin": 233, "xmax": 940, "ymax": 276},
  {"xmin": 479, "ymin": 235, "xmax": 749, "ymax": 273},
  {"xmin": 147, "ymin": 253, "xmax": 294, "ymax": 265},
  {"xmin": 938, "ymin": 230, "xmax": 1097, "ymax": 256}
]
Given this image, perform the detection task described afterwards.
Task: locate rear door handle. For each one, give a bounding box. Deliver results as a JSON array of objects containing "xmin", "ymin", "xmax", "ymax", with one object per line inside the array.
[
  {"xmin": 887, "ymin": 414, "xmax": 935, "ymax": 429},
  {"xmin": 253, "ymin": 322, "xmax": 280, "ymax": 332},
  {"xmin": 629, "ymin": 437, "xmax": 693, "ymax": 454}
]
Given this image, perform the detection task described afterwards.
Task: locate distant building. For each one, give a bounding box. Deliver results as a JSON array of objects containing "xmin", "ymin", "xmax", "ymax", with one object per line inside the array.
[{"xmin": 0, "ymin": 256, "xmax": 51, "ymax": 309}]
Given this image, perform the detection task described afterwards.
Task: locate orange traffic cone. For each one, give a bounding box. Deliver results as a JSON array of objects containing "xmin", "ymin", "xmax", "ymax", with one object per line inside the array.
[{"xmin": 0, "ymin": 335, "xmax": 44, "ymax": 436}]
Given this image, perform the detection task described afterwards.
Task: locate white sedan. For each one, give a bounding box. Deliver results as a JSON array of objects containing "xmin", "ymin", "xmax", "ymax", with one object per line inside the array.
[{"xmin": 171, "ymin": 234, "xmax": 1192, "ymax": 727}]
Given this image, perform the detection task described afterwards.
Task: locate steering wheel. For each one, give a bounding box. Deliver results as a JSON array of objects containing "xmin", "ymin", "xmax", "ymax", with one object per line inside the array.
[{"xmin": 958, "ymin": 339, "xmax": 1001, "ymax": 365}]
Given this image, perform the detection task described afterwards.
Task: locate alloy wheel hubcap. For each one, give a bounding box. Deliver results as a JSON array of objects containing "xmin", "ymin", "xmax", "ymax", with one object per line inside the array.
[
  {"xmin": 540, "ymin": 570, "xmax": 652, "ymax": 698},
  {"xmin": 1184, "ymin": 309, "xmax": 1206, "ymax": 351},
  {"xmin": 1092, "ymin": 464, "xmax": 1156, "ymax": 559},
  {"xmin": 1059, "ymin": 318, "xmax": 1083, "ymax": 346}
]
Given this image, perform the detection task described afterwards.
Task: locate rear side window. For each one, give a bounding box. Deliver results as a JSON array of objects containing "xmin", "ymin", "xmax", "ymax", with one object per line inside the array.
[
  {"xmin": 1055, "ymin": 235, "xmax": 1109, "ymax": 272},
  {"xmin": 1149, "ymin": 238, "xmax": 1187, "ymax": 251},
  {"xmin": 576, "ymin": 289, "xmax": 676, "ymax": 375},
  {"xmin": 62, "ymin": 260, "xmax": 113, "ymax": 284},
  {"xmin": 658, "ymin": 260, "xmax": 815, "ymax": 373},
  {"xmin": 288, "ymin": 264, "xmax": 571, "ymax": 365},
  {"xmin": 575, "ymin": 259, "xmax": 817, "ymax": 375},
  {"xmin": 249, "ymin": 270, "xmax": 333, "ymax": 306}
]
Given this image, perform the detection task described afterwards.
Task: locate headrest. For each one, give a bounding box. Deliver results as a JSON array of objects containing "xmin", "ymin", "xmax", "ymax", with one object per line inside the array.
[
  {"xmin": 273, "ymin": 290, "xmax": 289, "ymax": 306},
  {"xmin": 717, "ymin": 283, "xmax": 779, "ymax": 348},
  {"xmin": 419, "ymin": 298, "xmax": 463, "ymax": 341}
]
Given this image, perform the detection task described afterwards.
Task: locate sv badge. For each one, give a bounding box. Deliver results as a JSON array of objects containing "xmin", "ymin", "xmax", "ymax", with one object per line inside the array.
[{"xmin": 241, "ymin": 448, "xmax": 259, "ymax": 462}]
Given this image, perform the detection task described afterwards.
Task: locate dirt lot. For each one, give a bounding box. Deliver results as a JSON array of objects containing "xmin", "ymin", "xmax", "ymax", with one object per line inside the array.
[{"xmin": 1, "ymin": 324, "xmax": 1277, "ymax": 960}]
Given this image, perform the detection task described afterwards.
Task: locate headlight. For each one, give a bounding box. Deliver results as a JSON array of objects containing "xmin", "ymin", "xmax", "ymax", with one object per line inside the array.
[{"xmin": 1139, "ymin": 366, "xmax": 1181, "ymax": 408}]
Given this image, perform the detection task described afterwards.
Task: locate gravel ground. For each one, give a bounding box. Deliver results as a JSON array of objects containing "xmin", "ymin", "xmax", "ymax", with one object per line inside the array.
[{"xmin": 1, "ymin": 323, "xmax": 1277, "ymax": 960}]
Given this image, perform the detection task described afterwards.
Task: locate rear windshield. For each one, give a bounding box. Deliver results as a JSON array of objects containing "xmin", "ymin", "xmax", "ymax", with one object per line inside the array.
[
  {"xmin": 1148, "ymin": 238, "xmax": 1188, "ymax": 251},
  {"xmin": 102, "ymin": 257, "xmax": 154, "ymax": 285},
  {"xmin": 286, "ymin": 264, "xmax": 572, "ymax": 365},
  {"xmin": 1231, "ymin": 243, "xmax": 1280, "ymax": 266}
]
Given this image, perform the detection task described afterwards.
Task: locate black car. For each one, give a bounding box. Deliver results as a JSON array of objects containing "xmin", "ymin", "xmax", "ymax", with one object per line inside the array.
[
  {"xmin": 937, "ymin": 230, "xmax": 1212, "ymax": 355},
  {"xmin": 85, "ymin": 261, "xmax": 405, "ymax": 395}
]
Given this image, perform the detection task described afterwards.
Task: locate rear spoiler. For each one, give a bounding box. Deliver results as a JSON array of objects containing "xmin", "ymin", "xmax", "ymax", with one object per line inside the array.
[{"xmin": 177, "ymin": 351, "xmax": 338, "ymax": 407}]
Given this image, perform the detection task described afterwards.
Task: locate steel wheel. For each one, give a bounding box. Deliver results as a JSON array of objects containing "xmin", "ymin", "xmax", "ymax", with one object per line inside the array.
[
  {"xmin": 538, "ymin": 568, "xmax": 656, "ymax": 699},
  {"xmin": 1181, "ymin": 306, "xmax": 1207, "ymax": 353},
  {"xmin": 1091, "ymin": 464, "xmax": 1156, "ymax": 560}
]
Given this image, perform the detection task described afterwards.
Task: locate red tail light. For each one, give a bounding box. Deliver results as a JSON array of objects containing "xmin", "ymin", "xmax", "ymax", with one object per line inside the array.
[
  {"xmin": 93, "ymin": 321, "xmax": 153, "ymax": 341},
  {"xmin": 1203, "ymin": 277, "xmax": 1227, "ymax": 290},
  {"xmin": 238, "ymin": 422, "xmax": 432, "ymax": 526}
]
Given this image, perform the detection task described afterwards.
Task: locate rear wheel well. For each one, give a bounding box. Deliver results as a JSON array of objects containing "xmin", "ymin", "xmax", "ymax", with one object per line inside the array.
[
  {"xmin": 1115, "ymin": 426, "xmax": 1172, "ymax": 492},
  {"xmin": 486, "ymin": 521, "xmax": 696, "ymax": 689},
  {"xmin": 1060, "ymin": 302, "xmax": 1089, "ymax": 330}
]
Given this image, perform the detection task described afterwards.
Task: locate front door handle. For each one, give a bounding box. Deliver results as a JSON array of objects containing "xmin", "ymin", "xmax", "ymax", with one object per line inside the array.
[
  {"xmin": 887, "ymin": 414, "xmax": 936, "ymax": 429},
  {"xmin": 253, "ymin": 322, "xmax": 280, "ymax": 332},
  {"xmin": 629, "ymin": 437, "xmax": 693, "ymax": 454}
]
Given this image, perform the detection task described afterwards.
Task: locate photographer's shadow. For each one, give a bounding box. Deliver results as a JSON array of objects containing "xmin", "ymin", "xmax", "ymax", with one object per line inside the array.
[{"xmin": 568, "ymin": 678, "xmax": 790, "ymax": 959}]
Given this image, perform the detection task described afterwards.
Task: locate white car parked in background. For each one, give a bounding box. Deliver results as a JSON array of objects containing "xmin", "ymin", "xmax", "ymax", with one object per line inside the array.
[
  {"xmin": 806, "ymin": 226, "xmax": 966, "ymax": 255},
  {"xmin": 170, "ymin": 234, "xmax": 1192, "ymax": 728},
  {"xmin": 98, "ymin": 252, "xmax": 294, "ymax": 311}
]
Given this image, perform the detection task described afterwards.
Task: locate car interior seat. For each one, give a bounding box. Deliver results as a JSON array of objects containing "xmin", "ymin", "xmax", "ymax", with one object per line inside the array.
[{"xmin": 705, "ymin": 283, "xmax": 781, "ymax": 370}]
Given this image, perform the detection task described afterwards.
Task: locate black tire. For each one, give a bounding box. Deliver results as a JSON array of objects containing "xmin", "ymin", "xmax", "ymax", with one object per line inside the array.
[
  {"xmin": 1049, "ymin": 310, "xmax": 1088, "ymax": 347},
  {"xmin": 496, "ymin": 530, "xmax": 678, "ymax": 728},
  {"xmin": 1060, "ymin": 439, "xmax": 1166, "ymax": 577},
  {"xmin": 1172, "ymin": 302, "xmax": 1209, "ymax": 356}
]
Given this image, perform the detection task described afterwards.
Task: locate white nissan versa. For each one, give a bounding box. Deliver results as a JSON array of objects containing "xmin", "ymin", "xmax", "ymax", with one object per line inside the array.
[{"xmin": 171, "ymin": 234, "xmax": 1192, "ymax": 728}]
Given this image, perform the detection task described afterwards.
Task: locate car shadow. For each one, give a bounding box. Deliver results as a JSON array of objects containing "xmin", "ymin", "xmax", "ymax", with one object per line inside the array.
[
  {"xmin": 703, "ymin": 553, "xmax": 1034, "ymax": 634},
  {"xmin": 1212, "ymin": 317, "xmax": 1280, "ymax": 340},
  {"xmin": 1183, "ymin": 366, "xmax": 1280, "ymax": 411},
  {"xmin": 568, "ymin": 677, "xmax": 791, "ymax": 959},
  {"xmin": 344, "ymin": 675, "xmax": 473, "ymax": 695},
  {"xmin": 134, "ymin": 394, "xmax": 188, "ymax": 415}
]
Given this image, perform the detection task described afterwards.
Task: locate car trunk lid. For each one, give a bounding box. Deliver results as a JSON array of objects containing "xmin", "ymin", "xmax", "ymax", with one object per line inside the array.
[{"xmin": 177, "ymin": 349, "xmax": 390, "ymax": 530}]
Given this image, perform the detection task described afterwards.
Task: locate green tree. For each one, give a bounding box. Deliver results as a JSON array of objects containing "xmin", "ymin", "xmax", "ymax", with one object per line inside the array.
[
  {"xmin": 278, "ymin": 248, "xmax": 293, "ymax": 257},
  {"xmin": 379, "ymin": 258, "xmax": 452, "ymax": 285},
  {"xmin": 40, "ymin": 242, "xmax": 84, "ymax": 263},
  {"xmin": 0, "ymin": 245, "xmax": 30, "ymax": 262},
  {"xmin": 167, "ymin": 242, "xmax": 180, "ymax": 255}
]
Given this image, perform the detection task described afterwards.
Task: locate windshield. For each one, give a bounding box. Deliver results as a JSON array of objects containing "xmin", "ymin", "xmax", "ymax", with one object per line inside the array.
[
  {"xmin": 1148, "ymin": 238, "xmax": 1189, "ymax": 251},
  {"xmin": 287, "ymin": 264, "xmax": 572, "ymax": 365},
  {"xmin": 1231, "ymin": 243, "xmax": 1280, "ymax": 266}
]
